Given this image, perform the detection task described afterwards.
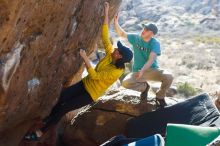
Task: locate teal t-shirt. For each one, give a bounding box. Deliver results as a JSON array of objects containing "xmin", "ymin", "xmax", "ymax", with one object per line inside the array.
[{"xmin": 127, "ymin": 34, "xmax": 161, "ymax": 72}]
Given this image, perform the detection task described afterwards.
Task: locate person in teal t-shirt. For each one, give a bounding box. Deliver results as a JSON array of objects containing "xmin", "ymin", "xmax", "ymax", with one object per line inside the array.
[
  {"xmin": 114, "ymin": 14, "xmax": 173, "ymax": 108},
  {"xmin": 127, "ymin": 33, "xmax": 161, "ymax": 72}
]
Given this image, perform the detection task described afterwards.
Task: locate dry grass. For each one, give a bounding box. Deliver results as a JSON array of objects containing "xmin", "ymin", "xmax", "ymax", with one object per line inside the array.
[{"xmin": 195, "ymin": 36, "xmax": 220, "ymax": 44}]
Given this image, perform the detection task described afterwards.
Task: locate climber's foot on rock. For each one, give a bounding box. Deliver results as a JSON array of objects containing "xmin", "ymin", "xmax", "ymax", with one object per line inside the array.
[
  {"xmin": 24, "ymin": 132, "xmax": 40, "ymax": 141},
  {"xmin": 156, "ymin": 98, "xmax": 167, "ymax": 109},
  {"xmin": 24, "ymin": 130, "xmax": 43, "ymax": 141}
]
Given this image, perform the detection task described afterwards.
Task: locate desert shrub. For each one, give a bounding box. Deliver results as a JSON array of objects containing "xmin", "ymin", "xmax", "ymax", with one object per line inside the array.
[
  {"xmin": 177, "ymin": 82, "xmax": 201, "ymax": 97},
  {"xmin": 195, "ymin": 36, "xmax": 220, "ymax": 44}
]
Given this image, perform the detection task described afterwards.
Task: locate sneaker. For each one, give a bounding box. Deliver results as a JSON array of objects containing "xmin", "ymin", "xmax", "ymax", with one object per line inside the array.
[
  {"xmin": 156, "ymin": 98, "xmax": 167, "ymax": 108},
  {"xmin": 24, "ymin": 131, "xmax": 40, "ymax": 141},
  {"xmin": 140, "ymin": 82, "xmax": 150, "ymax": 100}
]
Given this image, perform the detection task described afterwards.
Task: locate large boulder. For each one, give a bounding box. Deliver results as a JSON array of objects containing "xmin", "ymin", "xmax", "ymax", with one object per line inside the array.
[
  {"xmin": 60, "ymin": 88, "xmax": 180, "ymax": 146},
  {"xmin": 0, "ymin": 0, "xmax": 121, "ymax": 145}
]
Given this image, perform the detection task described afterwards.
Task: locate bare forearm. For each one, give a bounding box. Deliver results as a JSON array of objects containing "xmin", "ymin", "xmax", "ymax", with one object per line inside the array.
[
  {"xmin": 104, "ymin": 2, "xmax": 109, "ymax": 25},
  {"xmin": 80, "ymin": 49, "xmax": 92, "ymax": 70},
  {"xmin": 104, "ymin": 11, "xmax": 108, "ymax": 25},
  {"xmin": 82, "ymin": 56, "xmax": 92, "ymax": 70},
  {"xmin": 114, "ymin": 22, "xmax": 127, "ymax": 38},
  {"xmin": 141, "ymin": 60, "xmax": 153, "ymax": 72},
  {"xmin": 141, "ymin": 52, "xmax": 157, "ymax": 72}
]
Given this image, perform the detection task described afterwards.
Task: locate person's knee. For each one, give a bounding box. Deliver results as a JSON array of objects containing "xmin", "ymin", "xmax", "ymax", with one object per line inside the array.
[
  {"xmin": 122, "ymin": 79, "xmax": 132, "ymax": 88},
  {"xmin": 168, "ymin": 74, "xmax": 174, "ymax": 82},
  {"xmin": 162, "ymin": 74, "xmax": 174, "ymax": 84},
  {"xmin": 122, "ymin": 79, "xmax": 129, "ymax": 88}
]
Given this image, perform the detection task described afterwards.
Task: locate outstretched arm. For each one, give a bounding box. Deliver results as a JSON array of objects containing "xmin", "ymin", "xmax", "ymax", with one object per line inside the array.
[
  {"xmin": 102, "ymin": 2, "xmax": 113, "ymax": 54},
  {"xmin": 80, "ymin": 49, "xmax": 92, "ymax": 70},
  {"xmin": 114, "ymin": 13, "xmax": 127, "ymax": 38},
  {"xmin": 103, "ymin": 2, "xmax": 109, "ymax": 25},
  {"xmin": 80, "ymin": 49, "xmax": 123, "ymax": 80}
]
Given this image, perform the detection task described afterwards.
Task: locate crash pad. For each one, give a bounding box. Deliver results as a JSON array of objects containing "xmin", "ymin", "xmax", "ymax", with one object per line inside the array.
[
  {"xmin": 207, "ymin": 135, "xmax": 220, "ymax": 146},
  {"xmin": 123, "ymin": 134, "xmax": 164, "ymax": 146},
  {"xmin": 126, "ymin": 93, "xmax": 220, "ymax": 138},
  {"xmin": 166, "ymin": 124, "xmax": 220, "ymax": 146}
]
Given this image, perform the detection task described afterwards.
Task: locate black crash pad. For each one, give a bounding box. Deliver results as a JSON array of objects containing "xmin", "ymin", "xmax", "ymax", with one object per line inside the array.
[
  {"xmin": 126, "ymin": 93, "xmax": 220, "ymax": 138},
  {"xmin": 100, "ymin": 135, "xmax": 140, "ymax": 146}
]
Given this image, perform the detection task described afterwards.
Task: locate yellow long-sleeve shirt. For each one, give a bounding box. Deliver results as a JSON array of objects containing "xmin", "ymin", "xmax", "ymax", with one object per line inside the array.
[{"xmin": 82, "ymin": 24, "xmax": 124, "ymax": 101}]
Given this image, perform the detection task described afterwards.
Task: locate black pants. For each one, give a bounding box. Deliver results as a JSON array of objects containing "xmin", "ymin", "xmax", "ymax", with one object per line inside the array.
[{"xmin": 41, "ymin": 81, "xmax": 93, "ymax": 132}]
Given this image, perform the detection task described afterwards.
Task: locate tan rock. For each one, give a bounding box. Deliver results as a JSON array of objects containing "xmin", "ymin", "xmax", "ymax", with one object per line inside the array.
[{"xmin": 60, "ymin": 88, "xmax": 180, "ymax": 146}]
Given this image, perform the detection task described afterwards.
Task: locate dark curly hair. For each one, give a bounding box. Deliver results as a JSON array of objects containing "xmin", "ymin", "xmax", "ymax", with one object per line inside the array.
[{"xmin": 115, "ymin": 58, "xmax": 125, "ymax": 69}]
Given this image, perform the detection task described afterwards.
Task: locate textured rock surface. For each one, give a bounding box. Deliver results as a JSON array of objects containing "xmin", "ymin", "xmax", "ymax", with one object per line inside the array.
[
  {"xmin": 60, "ymin": 88, "xmax": 180, "ymax": 146},
  {"xmin": 0, "ymin": 0, "xmax": 121, "ymax": 145},
  {"xmin": 214, "ymin": 91, "xmax": 220, "ymax": 111}
]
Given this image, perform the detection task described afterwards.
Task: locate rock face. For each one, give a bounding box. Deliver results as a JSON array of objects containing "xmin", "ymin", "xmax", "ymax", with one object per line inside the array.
[
  {"xmin": 60, "ymin": 88, "xmax": 179, "ymax": 146},
  {"xmin": 0, "ymin": 0, "xmax": 121, "ymax": 146},
  {"xmin": 214, "ymin": 91, "xmax": 220, "ymax": 110}
]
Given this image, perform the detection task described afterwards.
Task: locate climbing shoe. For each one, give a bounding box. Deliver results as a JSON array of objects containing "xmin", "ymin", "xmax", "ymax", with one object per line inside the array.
[
  {"xmin": 24, "ymin": 131, "xmax": 40, "ymax": 141},
  {"xmin": 156, "ymin": 98, "xmax": 167, "ymax": 109},
  {"xmin": 140, "ymin": 82, "xmax": 150, "ymax": 100}
]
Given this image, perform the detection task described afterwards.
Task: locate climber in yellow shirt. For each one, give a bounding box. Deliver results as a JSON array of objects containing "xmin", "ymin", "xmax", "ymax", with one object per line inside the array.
[{"xmin": 24, "ymin": 2, "xmax": 133, "ymax": 141}]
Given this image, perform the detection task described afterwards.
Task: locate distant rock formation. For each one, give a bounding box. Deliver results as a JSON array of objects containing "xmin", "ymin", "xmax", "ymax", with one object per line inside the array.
[{"xmin": 119, "ymin": 0, "xmax": 220, "ymax": 36}]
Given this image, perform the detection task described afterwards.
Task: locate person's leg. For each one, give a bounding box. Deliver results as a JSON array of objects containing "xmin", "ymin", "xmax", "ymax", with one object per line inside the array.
[
  {"xmin": 122, "ymin": 72, "xmax": 148, "ymax": 92},
  {"xmin": 24, "ymin": 81, "xmax": 93, "ymax": 141},
  {"xmin": 156, "ymin": 73, "xmax": 173, "ymax": 99},
  {"xmin": 140, "ymin": 69, "xmax": 173, "ymax": 107},
  {"xmin": 41, "ymin": 91, "xmax": 93, "ymax": 133},
  {"xmin": 59, "ymin": 81, "xmax": 87, "ymax": 103},
  {"xmin": 142, "ymin": 69, "xmax": 174, "ymax": 99},
  {"xmin": 42, "ymin": 81, "xmax": 87, "ymax": 125}
]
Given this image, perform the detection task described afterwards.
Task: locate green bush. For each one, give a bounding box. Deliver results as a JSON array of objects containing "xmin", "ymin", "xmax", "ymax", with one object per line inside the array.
[
  {"xmin": 195, "ymin": 36, "xmax": 220, "ymax": 44},
  {"xmin": 177, "ymin": 82, "xmax": 200, "ymax": 97}
]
